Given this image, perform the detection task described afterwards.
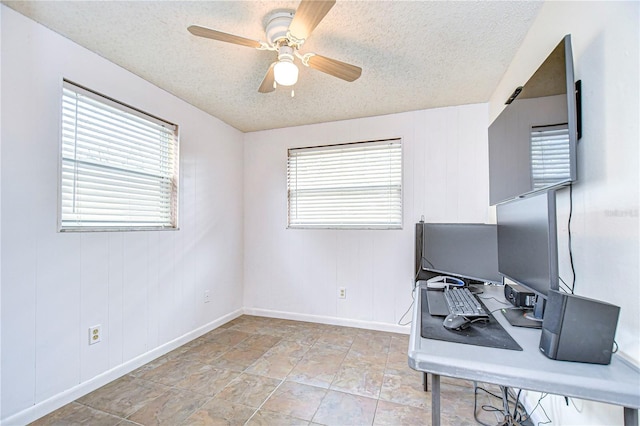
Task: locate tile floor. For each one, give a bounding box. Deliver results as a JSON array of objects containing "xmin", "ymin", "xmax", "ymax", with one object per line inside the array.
[{"xmin": 31, "ymin": 315, "xmax": 510, "ymax": 425}]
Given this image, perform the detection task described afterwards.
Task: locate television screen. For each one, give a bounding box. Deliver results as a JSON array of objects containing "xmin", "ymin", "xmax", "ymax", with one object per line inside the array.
[
  {"xmin": 489, "ymin": 34, "xmax": 579, "ymax": 205},
  {"xmin": 421, "ymin": 223, "xmax": 502, "ymax": 284}
]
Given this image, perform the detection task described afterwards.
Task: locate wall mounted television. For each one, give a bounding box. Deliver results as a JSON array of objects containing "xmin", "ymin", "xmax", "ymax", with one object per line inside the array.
[{"xmin": 488, "ymin": 34, "xmax": 581, "ymax": 205}]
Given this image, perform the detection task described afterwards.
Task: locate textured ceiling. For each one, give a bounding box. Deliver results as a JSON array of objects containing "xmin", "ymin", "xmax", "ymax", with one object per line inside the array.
[{"xmin": 3, "ymin": 1, "xmax": 543, "ymax": 132}]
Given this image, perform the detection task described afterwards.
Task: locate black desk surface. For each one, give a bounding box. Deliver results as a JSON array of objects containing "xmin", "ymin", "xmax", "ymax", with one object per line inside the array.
[{"xmin": 420, "ymin": 286, "xmax": 522, "ymax": 351}]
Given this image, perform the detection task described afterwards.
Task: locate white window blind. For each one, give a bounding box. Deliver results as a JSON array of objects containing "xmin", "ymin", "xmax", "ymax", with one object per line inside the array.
[
  {"xmin": 530, "ymin": 124, "xmax": 570, "ymax": 190},
  {"xmin": 287, "ymin": 139, "xmax": 402, "ymax": 229},
  {"xmin": 60, "ymin": 80, "xmax": 179, "ymax": 231}
]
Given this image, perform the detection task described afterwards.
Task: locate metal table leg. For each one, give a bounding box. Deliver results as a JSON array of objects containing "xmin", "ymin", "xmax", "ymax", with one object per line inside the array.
[
  {"xmin": 432, "ymin": 373, "xmax": 441, "ymax": 426},
  {"xmin": 624, "ymin": 407, "xmax": 638, "ymax": 426}
]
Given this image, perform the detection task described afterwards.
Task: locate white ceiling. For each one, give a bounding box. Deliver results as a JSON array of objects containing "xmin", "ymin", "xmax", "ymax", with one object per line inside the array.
[{"xmin": 3, "ymin": 1, "xmax": 543, "ymax": 133}]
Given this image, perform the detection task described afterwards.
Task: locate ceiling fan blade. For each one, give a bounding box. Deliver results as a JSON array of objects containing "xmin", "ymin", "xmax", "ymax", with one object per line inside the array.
[
  {"xmin": 187, "ymin": 25, "xmax": 262, "ymax": 49},
  {"xmin": 288, "ymin": 0, "xmax": 336, "ymax": 41},
  {"xmin": 307, "ymin": 54, "xmax": 362, "ymax": 82},
  {"xmin": 258, "ymin": 63, "xmax": 277, "ymax": 93}
]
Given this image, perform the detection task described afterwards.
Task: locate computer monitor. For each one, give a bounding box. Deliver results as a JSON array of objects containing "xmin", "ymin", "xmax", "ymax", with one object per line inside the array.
[
  {"xmin": 496, "ymin": 190, "xmax": 559, "ymax": 320},
  {"xmin": 421, "ymin": 223, "xmax": 502, "ymax": 285}
]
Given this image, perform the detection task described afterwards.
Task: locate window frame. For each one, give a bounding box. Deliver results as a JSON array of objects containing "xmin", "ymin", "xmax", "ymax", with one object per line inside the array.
[
  {"xmin": 287, "ymin": 138, "xmax": 403, "ymax": 230},
  {"xmin": 58, "ymin": 79, "xmax": 180, "ymax": 232}
]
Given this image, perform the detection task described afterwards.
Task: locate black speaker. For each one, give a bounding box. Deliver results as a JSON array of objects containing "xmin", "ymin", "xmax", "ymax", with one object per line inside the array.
[{"xmin": 539, "ymin": 290, "xmax": 620, "ymax": 365}]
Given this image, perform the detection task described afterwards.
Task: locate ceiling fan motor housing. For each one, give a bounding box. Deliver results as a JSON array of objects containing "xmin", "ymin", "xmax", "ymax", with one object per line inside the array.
[{"xmin": 265, "ymin": 11, "xmax": 295, "ymax": 46}]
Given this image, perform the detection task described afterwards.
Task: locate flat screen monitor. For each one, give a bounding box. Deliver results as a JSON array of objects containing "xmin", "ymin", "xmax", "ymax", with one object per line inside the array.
[
  {"xmin": 488, "ymin": 34, "xmax": 579, "ymax": 205},
  {"xmin": 421, "ymin": 223, "xmax": 502, "ymax": 284},
  {"xmin": 497, "ymin": 190, "xmax": 559, "ymax": 319}
]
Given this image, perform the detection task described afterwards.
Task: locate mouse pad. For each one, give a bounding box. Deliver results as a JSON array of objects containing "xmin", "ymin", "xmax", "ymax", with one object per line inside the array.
[
  {"xmin": 420, "ymin": 288, "xmax": 523, "ymax": 351},
  {"xmin": 501, "ymin": 307, "xmax": 543, "ymax": 329}
]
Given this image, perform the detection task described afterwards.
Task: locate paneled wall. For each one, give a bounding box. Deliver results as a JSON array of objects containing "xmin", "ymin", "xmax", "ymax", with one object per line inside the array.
[
  {"xmin": 488, "ymin": 2, "xmax": 639, "ymax": 424},
  {"xmin": 1, "ymin": 7, "xmax": 244, "ymax": 423},
  {"xmin": 243, "ymin": 104, "xmax": 491, "ymax": 329}
]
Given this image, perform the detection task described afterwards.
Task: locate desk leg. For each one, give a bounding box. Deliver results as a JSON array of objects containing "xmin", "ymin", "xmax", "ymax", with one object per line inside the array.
[
  {"xmin": 423, "ymin": 372, "xmax": 428, "ymax": 392},
  {"xmin": 432, "ymin": 374, "xmax": 441, "ymax": 426},
  {"xmin": 624, "ymin": 407, "xmax": 638, "ymax": 426}
]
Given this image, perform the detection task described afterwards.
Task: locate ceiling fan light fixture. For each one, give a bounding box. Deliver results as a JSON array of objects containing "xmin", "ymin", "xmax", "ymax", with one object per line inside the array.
[{"xmin": 274, "ymin": 58, "xmax": 299, "ymax": 86}]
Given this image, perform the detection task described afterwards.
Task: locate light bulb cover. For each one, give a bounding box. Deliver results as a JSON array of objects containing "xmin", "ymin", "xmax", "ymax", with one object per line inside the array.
[{"xmin": 274, "ymin": 59, "xmax": 298, "ymax": 86}]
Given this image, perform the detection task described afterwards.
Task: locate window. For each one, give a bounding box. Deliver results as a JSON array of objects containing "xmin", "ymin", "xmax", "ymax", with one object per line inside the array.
[
  {"xmin": 530, "ymin": 124, "xmax": 570, "ymax": 190},
  {"xmin": 60, "ymin": 80, "xmax": 179, "ymax": 231},
  {"xmin": 287, "ymin": 139, "xmax": 402, "ymax": 229}
]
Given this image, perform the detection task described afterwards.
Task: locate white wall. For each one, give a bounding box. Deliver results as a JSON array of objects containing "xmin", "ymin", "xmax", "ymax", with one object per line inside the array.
[
  {"xmin": 0, "ymin": 5, "xmax": 3, "ymax": 422},
  {"xmin": 0, "ymin": 6, "xmax": 244, "ymax": 424},
  {"xmin": 489, "ymin": 1, "xmax": 639, "ymax": 424},
  {"xmin": 243, "ymin": 104, "xmax": 490, "ymax": 330}
]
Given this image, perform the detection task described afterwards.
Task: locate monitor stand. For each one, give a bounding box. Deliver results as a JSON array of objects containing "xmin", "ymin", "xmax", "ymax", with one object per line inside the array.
[{"xmin": 501, "ymin": 308, "xmax": 542, "ymax": 329}]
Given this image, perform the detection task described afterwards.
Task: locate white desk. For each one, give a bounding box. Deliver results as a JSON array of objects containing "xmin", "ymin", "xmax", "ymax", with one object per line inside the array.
[{"xmin": 408, "ymin": 283, "xmax": 640, "ymax": 426}]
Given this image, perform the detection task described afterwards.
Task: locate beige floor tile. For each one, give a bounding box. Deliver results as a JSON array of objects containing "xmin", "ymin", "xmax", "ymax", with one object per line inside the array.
[
  {"xmin": 343, "ymin": 346, "xmax": 389, "ymax": 366},
  {"xmin": 307, "ymin": 341, "xmax": 350, "ymax": 356},
  {"xmin": 287, "ymin": 344, "xmax": 348, "ymax": 388},
  {"xmin": 77, "ymin": 375, "xmax": 170, "ymax": 418},
  {"xmin": 235, "ymin": 334, "xmax": 282, "ymax": 351},
  {"xmin": 373, "ymin": 399, "xmax": 431, "ymax": 425},
  {"xmin": 178, "ymin": 340, "xmax": 232, "ymax": 364},
  {"xmin": 213, "ymin": 373, "xmax": 281, "ymax": 409},
  {"xmin": 244, "ymin": 353, "xmax": 301, "ymax": 380},
  {"xmin": 129, "ymin": 353, "xmax": 173, "ymax": 378},
  {"xmin": 314, "ymin": 330, "xmax": 355, "ymax": 348},
  {"xmin": 245, "ymin": 409, "xmax": 309, "ymax": 426},
  {"xmin": 311, "ymin": 390, "xmax": 377, "ymax": 425},
  {"xmin": 137, "ymin": 357, "xmax": 210, "ymax": 386},
  {"xmin": 181, "ymin": 396, "xmax": 255, "ymax": 426},
  {"xmin": 280, "ymin": 330, "xmax": 319, "ymax": 346},
  {"xmin": 330, "ymin": 362, "xmax": 385, "ymax": 399},
  {"xmin": 379, "ymin": 371, "xmax": 429, "ymax": 409},
  {"xmin": 264, "ymin": 339, "xmax": 312, "ymax": 358},
  {"xmin": 127, "ymin": 387, "xmax": 209, "ymax": 425},
  {"xmin": 384, "ymin": 350, "xmax": 413, "ymax": 377},
  {"xmin": 389, "ymin": 334, "xmax": 410, "ymax": 352},
  {"xmin": 209, "ymin": 347, "xmax": 269, "ymax": 372},
  {"xmin": 245, "ymin": 340, "xmax": 311, "ymax": 379},
  {"xmin": 175, "ymin": 366, "xmax": 241, "ymax": 396},
  {"xmin": 351, "ymin": 333, "xmax": 391, "ymax": 354},
  {"xmin": 286, "ymin": 360, "xmax": 337, "ymax": 389},
  {"xmin": 29, "ymin": 402, "xmax": 124, "ymax": 426},
  {"xmin": 261, "ymin": 381, "xmax": 326, "ymax": 421}
]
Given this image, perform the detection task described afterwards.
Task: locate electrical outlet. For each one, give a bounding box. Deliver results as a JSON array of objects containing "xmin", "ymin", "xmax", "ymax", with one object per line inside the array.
[
  {"xmin": 204, "ymin": 290, "xmax": 210, "ymax": 303},
  {"xmin": 89, "ymin": 325, "xmax": 101, "ymax": 345},
  {"xmin": 338, "ymin": 287, "xmax": 347, "ymax": 299}
]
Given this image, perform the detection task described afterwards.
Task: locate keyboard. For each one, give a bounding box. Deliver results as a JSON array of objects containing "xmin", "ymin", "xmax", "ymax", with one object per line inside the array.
[{"xmin": 443, "ymin": 287, "xmax": 489, "ymax": 318}]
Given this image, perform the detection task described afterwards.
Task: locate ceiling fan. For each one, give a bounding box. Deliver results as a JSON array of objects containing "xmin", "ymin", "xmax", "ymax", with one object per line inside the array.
[{"xmin": 187, "ymin": 0, "xmax": 362, "ymax": 95}]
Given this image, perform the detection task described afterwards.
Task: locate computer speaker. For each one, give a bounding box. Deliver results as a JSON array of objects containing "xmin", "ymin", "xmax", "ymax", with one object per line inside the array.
[{"xmin": 539, "ymin": 290, "xmax": 620, "ymax": 365}]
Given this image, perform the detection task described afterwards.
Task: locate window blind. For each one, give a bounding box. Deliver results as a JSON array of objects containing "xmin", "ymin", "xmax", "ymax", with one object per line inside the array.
[
  {"xmin": 530, "ymin": 124, "xmax": 570, "ymax": 190},
  {"xmin": 60, "ymin": 80, "xmax": 179, "ymax": 231},
  {"xmin": 287, "ymin": 139, "xmax": 402, "ymax": 229}
]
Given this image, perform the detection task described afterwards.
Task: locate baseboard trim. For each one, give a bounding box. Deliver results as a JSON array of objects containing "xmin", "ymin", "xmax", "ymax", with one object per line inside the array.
[
  {"xmin": 242, "ymin": 307, "xmax": 411, "ymax": 335},
  {"xmin": 1, "ymin": 309, "xmax": 243, "ymax": 426}
]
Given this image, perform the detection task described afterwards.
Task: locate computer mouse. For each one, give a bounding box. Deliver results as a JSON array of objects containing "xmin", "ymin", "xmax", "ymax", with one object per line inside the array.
[{"xmin": 443, "ymin": 314, "xmax": 472, "ymax": 331}]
